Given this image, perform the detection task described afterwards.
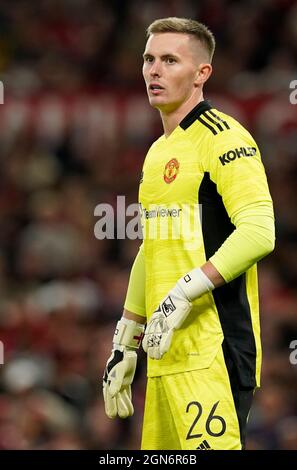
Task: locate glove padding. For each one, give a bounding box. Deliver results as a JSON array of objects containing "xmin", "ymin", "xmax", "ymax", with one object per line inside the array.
[
  {"xmin": 103, "ymin": 348, "xmax": 137, "ymax": 418},
  {"xmin": 142, "ymin": 285, "xmax": 192, "ymax": 359}
]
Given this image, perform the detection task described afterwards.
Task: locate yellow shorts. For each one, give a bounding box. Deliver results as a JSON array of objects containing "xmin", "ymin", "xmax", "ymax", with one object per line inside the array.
[{"xmin": 141, "ymin": 346, "xmax": 254, "ymax": 450}]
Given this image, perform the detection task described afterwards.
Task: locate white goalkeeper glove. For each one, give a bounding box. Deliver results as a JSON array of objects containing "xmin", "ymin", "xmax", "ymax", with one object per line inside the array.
[
  {"xmin": 103, "ymin": 317, "xmax": 145, "ymax": 419},
  {"xmin": 142, "ymin": 268, "xmax": 214, "ymax": 359}
]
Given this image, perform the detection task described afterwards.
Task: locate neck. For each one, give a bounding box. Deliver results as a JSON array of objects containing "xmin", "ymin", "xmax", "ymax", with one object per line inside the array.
[{"xmin": 160, "ymin": 90, "xmax": 204, "ymax": 137}]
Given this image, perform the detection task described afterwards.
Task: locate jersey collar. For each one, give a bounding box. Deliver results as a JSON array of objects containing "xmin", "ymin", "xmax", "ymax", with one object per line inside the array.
[{"xmin": 179, "ymin": 99, "xmax": 212, "ymax": 130}]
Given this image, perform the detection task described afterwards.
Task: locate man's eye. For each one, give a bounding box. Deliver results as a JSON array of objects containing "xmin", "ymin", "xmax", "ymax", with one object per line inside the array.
[
  {"xmin": 166, "ymin": 58, "xmax": 176, "ymax": 64},
  {"xmin": 145, "ymin": 57, "xmax": 153, "ymax": 63}
]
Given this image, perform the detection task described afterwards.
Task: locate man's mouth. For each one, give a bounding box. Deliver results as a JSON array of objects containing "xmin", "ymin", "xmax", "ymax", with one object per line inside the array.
[{"xmin": 149, "ymin": 83, "xmax": 164, "ymax": 94}]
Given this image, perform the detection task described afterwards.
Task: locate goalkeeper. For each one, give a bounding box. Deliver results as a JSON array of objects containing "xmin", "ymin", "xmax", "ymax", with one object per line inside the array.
[{"xmin": 103, "ymin": 17, "xmax": 275, "ymax": 450}]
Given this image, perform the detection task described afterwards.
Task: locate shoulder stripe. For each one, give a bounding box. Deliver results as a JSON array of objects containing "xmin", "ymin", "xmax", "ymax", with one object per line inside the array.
[
  {"xmin": 179, "ymin": 99, "xmax": 212, "ymax": 130},
  {"xmin": 179, "ymin": 100, "xmax": 231, "ymax": 134},
  {"xmin": 203, "ymin": 111, "xmax": 224, "ymax": 132},
  {"xmin": 208, "ymin": 109, "xmax": 230, "ymax": 130},
  {"xmin": 197, "ymin": 116, "xmax": 218, "ymax": 135}
]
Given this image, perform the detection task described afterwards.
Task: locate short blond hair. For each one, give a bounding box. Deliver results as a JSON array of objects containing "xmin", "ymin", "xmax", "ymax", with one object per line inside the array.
[{"xmin": 146, "ymin": 17, "xmax": 215, "ymax": 62}]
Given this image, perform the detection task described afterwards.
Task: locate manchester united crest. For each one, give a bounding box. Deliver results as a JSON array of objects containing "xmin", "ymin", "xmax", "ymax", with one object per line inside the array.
[{"xmin": 163, "ymin": 158, "xmax": 180, "ymax": 184}]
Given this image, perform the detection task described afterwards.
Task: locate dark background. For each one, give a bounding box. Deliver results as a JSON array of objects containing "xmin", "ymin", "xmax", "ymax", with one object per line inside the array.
[{"xmin": 0, "ymin": 0, "xmax": 296, "ymax": 450}]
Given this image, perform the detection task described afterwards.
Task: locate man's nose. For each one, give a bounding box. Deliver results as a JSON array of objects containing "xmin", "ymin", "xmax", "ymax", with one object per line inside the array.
[{"xmin": 150, "ymin": 61, "xmax": 161, "ymax": 77}]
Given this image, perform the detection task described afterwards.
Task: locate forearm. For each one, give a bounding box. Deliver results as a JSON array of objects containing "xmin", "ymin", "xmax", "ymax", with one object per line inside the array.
[
  {"xmin": 123, "ymin": 243, "xmax": 146, "ymax": 318},
  {"xmin": 209, "ymin": 202, "xmax": 275, "ymax": 283}
]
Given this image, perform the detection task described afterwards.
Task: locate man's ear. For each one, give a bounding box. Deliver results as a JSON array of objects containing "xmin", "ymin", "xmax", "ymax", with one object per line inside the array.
[{"xmin": 194, "ymin": 63, "xmax": 212, "ymax": 87}]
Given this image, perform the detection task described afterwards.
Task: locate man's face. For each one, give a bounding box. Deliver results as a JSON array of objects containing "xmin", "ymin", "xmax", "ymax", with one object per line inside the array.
[{"xmin": 142, "ymin": 32, "xmax": 202, "ymax": 113}]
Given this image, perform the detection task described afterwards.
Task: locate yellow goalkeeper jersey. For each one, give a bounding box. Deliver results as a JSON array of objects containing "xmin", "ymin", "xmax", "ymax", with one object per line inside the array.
[{"xmin": 139, "ymin": 100, "xmax": 273, "ymax": 386}]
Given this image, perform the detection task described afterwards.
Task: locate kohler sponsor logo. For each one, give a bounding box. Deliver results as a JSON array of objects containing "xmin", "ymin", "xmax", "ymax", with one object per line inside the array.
[{"xmin": 219, "ymin": 147, "xmax": 257, "ymax": 166}]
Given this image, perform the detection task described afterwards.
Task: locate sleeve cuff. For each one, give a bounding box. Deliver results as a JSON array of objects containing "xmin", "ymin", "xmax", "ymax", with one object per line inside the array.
[{"xmin": 123, "ymin": 301, "xmax": 146, "ymax": 318}]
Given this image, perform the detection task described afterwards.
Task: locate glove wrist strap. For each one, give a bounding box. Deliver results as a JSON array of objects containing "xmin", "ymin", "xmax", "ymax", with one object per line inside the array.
[
  {"xmin": 113, "ymin": 317, "xmax": 145, "ymax": 349},
  {"xmin": 177, "ymin": 267, "xmax": 215, "ymax": 301}
]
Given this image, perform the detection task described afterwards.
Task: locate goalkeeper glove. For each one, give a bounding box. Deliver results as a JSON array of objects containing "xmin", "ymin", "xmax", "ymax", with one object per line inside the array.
[
  {"xmin": 103, "ymin": 317, "xmax": 145, "ymax": 418},
  {"xmin": 142, "ymin": 268, "xmax": 214, "ymax": 359}
]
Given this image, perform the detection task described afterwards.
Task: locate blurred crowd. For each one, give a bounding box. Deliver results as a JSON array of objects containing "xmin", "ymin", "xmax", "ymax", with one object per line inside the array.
[{"xmin": 0, "ymin": 0, "xmax": 297, "ymax": 450}]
